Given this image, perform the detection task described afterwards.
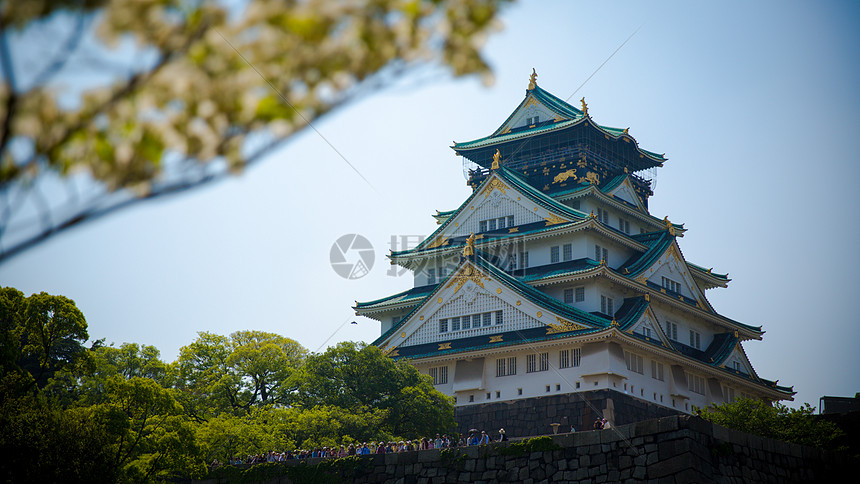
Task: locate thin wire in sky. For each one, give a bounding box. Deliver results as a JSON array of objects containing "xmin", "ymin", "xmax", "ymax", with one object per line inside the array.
[{"xmin": 214, "ymin": 29, "xmax": 378, "ymax": 194}]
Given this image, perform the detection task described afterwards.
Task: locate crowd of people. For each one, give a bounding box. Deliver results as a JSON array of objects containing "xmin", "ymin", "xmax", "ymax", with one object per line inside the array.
[
  {"xmin": 215, "ymin": 429, "xmax": 511, "ymax": 467},
  {"xmin": 214, "ymin": 421, "xmax": 617, "ymax": 468}
]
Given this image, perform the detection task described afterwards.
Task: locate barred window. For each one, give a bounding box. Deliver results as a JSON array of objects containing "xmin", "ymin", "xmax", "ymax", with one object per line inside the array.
[
  {"xmin": 439, "ymin": 319, "xmax": 448, "ymax": 333},
  {"xmin": 496, "ymin": 356, "xmax": 517, "ymax": 377},
  {"xmin": 666, "ymin": 321, "xmax": 678, "ymax": 340},
  {"xmin": 625, "ymin": 351, "xmax": 644, "ymax": 374},
  {"xmin": 495, "ymin": 310, "xmax": 503, "ymax": 325},
  {"xmin": 451, "ymin": 317, "xmax": 460, "ymax": 331},
  {"xmin": 563, "ymin": 288, "xmax": 574, "ymax": 304},
  {"xmin": 462, "ymin": 315, "xmax": 471, "ymax": 330},
  {"xmin": 575, "ymin": 286, "xmax": 585, "ymax": 302},
  {"xmin": 601, "ymin": 294, "xmax": 614, "ymax": 316},
  {"xmin": 479, "ymin": 220, "xmax": 487, "ymax": 232},
  {"xmin": 689, "ymin": 330, "xmax": 701, "ymax": 349},
  {"xmin": 539, "ymin": 352, "xmax": 549, "ymax": 372},
  {"xmin": 551, "ymin": 246, "xmax": 560, "ymax": 263},
  {"xmin": 688, "ymin": 373, "xmax": 705, "ymax": 395},
  {"xmin": 482, "ymin": 312, "xmax": 491, "ymax": 327},
  {"xmin": 429, "ymin": 366, "xmax": 448, "ymax": 385},
  {"xmin": 507, "ymin": 216, "xmax": 514, "ymax": 227},
  {"xmin": 563, "ymin": 244, "xmax": 572, "ymax": 261},
  {"xmin": 651, "ymin": 360, "xmax": 664, "ymax": 381},
  {"xmin": 572, "ymin": 347, "xmax": 581, "ymax": 367},
  {"xmin": 559, "ymin": 349, "xmax": 570, "ymax": 369},
  {"xmin": 526, "ymin": 354, "xmax": 536, "ymax": 373}
]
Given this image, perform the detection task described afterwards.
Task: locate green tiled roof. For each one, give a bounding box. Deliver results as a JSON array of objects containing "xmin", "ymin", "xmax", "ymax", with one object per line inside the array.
[
  {"xmin": 620, "ymin": 230, "xmax": 675, "ymax": 277},
  {"xmin": 687, "ymin": 261, "xmax": 729, "ymax": 280},
  {"xmin": 392, "ymin": 168, "xmax": 586, "ymax": 257},
  {"xmin": 355, "ymin": 284, "xmax": 437, "ymax": 310},
  {"xmin": 453, "ymin": 84, "xmax": 666, "ymax": 162}
]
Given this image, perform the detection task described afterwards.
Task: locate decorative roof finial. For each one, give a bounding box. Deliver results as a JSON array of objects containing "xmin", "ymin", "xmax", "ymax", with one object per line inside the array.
[
  {"xmin": 491, "ymin": 149, "xmax": 501, "ymax": 170},
  {"xmin": 663, "ymin": 216, "xmax": 672, "ymax": 228},
  {"xmin": 580, "ymin": 97, "xmax": 588, "ymax": 115},
  {"xmin": 528, "ymin": 68, "xmax": 537, "ymax": 90},
  {"xmin": 463, "ymin": 233, "xmax": 476, "ymax": 257}
]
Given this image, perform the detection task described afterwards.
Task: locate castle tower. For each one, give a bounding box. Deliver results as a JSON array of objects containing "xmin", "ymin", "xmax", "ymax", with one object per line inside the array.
[{"xmin": 355, "ymin": 73, "xmax": 793, "ymax": 434}]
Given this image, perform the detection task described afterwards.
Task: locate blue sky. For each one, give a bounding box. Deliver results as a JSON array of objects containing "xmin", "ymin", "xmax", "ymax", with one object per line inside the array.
[{"xmin": 2, "ymin": 0, "xmax": 859, "ymax": 408}]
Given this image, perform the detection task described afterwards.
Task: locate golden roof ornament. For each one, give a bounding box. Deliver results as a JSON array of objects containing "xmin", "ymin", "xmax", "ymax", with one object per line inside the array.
[
  {"xmin": 463, "ymin": 233, "xmax": 476, "ymax": 257},
  {"xmin": 580, "ymin": 97, "xmax": 588, "ymax": 115},
  {"xmin": 663, "ymin": 216, "xmax": 672, "ymax": 228},
  {"xmin": 491, "ymin": 149, "xmax": 501, "ymax": 170},
  {"xmin": 528, "ymin": 68, "xmax": 537, "ymax": 90},
  {"xmin": 623, "ymin": 127, "xmax": 629, "ymax": 135}
]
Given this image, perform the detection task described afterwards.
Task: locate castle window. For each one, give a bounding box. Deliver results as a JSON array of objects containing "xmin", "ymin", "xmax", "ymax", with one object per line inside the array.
[
  {"xmin": 725, "ymin": 386, "xmax": 736, "ymax": 402},
  {"xmin": 496, "ymin": 391, "xmax": 500, "ymax": 398},
  {"xmin": 527, "ymin": 352, "xmax": 549, "ymax": 373},
  {"xmin": 689, "ymin": 330, "xmax": 701, "ymax": 349},
  {"xmin": 429, "ymin": 366, "xmax": 448, "ymax": 385},
  {"xmin": 575, "ymin": 286, "xmax": 585, "ymax": 302},
  {"xmin": 666, "ymin": 321, "xmax": 678, "ymax": 340},
  {"xmin": 642, "ymin": 326, "xmax": 652, "ymax": 338},
  {"xmin": 600, "ymin": 294, "xmax": 614, "ymax": 316},
  {"xmin": 482, "ymin": 312, "xmax": 491, "ymax": 327},
  {"xmin": 733, "ymin": 361, "xmax": 741, "ymax": 372},
  {"xmin": 661, "ymin": 276, "xmax": 680, "ymax": 294},
  {"xmin": 497, "ymin": 217, "xmax": 506, "ymax": 229},
  {"xmin": 688, "ymin": 374, "xmax": 705, "ymax": 395},
  {"xmin": 651, "ymin": 360, "xmax": 664, "ymax": 381},
  {"xmin": 507, "ymin": 215, "xmax": 514, "ymax": 227},
  {"xmin": 495, "ymin": 310, "xmax": 503, "ymax": 325},
  {"xmin": 519, "ymin": 251, "xmax": 529, "ymax": 269},
  {"xmin": 486, "ymin": 392, "xmax": 491, "ymax": 400},
  {"xmin": 451, "ymin": 317, "xmax": 460, "ymax": 331},
  {"xmin": 518, "ymin": 388, "xmax": 523, "ymax": 395},
  {"xmin": 496, "ymin": 356, "xmax": 516, "ymax": 377},
  {"xmin": 563, "ymin": 288, "xmax": 573, "ymax": 304},
  {"xmin": 488, "ymin": 218, "xmax": 497, "ymax": 231},
  {"xmin": 594, "ymin": 245, "xmax": 608, "ymax": 263},
  {"xmin": 462, "ymin": 315, "xmax": 471, "ymax": 330},
  {"xmin": 479, "ymin": 221, "xmax": 487, "ymax": 232},
  {"xmin": 427, "ymin": 269, "xmax": 436, "ymax": 285},
  {"xmin": 551, "ymin": 246, "xmax": 560, "ymax": 263},
  {"xmin": 625, "ymin": 351, "xmax": 644, "ymax": 374},
  {"xmin": 469, "ymin": 395, "xmax": 474, "ymax": 402},
  {"xmin": 619, "ymin": 217, "xmax": 630, "ymax": 234},
  {"xmin": 560, "ymin": 348, "xmax": 581, "ymax": 368},
  {"xmin": 439, "ymin": 319, "xmax": 448, "ymax": 333},
  {"xmin": 563, "ymin": 244, "xmax": 572, "ymax": 261},
  {"xmin": 597, "ymin": 207, "xmax": 609, "ymax": 224}
]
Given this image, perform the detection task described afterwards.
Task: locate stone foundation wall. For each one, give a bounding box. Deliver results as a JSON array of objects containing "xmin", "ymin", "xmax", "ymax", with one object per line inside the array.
[
  {"xmin": 453, "ymin": 389, "xmax": 681, "ymax": 438},
  {"xmin": 197, "ymin": 415, "xmax": 851, "ymax": 484}
]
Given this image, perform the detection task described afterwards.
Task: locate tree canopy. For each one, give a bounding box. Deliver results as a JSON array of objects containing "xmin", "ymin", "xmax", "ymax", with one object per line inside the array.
[
  {"xmin": 0, "ymin": 0, "xmax": 509, "ymax": 262},
  {"xmin": 695, "ymin": 398, "xmax": 843, "ymax": 449},
  {"xmin": 0, "ymin": 285, "xmax": 457, "ymax": 481}
]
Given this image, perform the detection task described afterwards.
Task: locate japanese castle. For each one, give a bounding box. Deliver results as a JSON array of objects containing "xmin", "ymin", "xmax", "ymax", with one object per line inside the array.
[{"xmin": 355, "ymin": 71, "xmax": 792, "ymax": 429}]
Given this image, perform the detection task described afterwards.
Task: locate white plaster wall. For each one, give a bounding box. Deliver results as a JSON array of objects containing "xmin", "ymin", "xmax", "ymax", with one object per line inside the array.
[{"xmin": 412, "ymin": 341, "xmax": 736, "ymax": 415}]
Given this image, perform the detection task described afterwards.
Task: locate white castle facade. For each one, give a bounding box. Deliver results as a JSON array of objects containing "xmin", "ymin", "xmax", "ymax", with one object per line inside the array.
[{"xmin": 355, "ymin": 73, "xmax": 792, "ymax": 421}]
